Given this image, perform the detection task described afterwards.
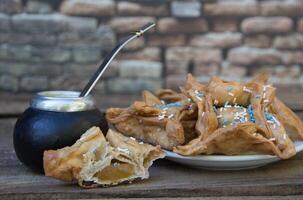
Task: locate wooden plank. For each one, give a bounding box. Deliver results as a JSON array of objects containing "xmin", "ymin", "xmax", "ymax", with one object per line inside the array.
[
  {"xmin": 1, "ymin": 115, "xmax": 303, "ymax": 199},
  {"xmin": 2, "ymin": 158, "xmax": 303, "ymax": 199}
]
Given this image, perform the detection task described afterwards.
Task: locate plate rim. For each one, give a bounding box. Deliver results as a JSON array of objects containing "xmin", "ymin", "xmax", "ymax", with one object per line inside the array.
[{"xmin": 164, "ymin": 140, "xmax": 303, "ymax": 162}]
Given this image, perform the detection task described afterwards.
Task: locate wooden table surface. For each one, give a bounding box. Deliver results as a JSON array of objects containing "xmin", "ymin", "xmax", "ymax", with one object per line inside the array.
[
  {"xmin": 0, "ymin": 88, "xmax": 303, "ymax": 199},
  {"xmin": 1, "ymin": 114, "xmax": 303, "ymax": 200}
]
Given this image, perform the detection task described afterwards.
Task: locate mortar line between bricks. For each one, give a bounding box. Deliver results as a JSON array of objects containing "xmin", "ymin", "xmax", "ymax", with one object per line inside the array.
[{"xmin": 160, "ymin": 47, "xmax": 166, "ymax": 88}]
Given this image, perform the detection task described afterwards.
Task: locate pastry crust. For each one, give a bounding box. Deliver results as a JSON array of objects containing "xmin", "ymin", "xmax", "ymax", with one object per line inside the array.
[
  {"xmin": 43, "ymin": 127, "xmax": 165, "ymax": 188},
  {"xmin": 106, "ymin": 73, "xmax": 303, "ymax": 159},
  {"xmin": 106, "ymin": 91, "xmax": 197, "ymax": 150},
  {"xmin": 174, "ymin": 123, "xmax": 295, "ymax": 159}
]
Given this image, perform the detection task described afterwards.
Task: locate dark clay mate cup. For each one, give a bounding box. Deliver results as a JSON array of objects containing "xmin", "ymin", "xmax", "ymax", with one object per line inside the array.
[{"xmin": 14, "ymin": 91, "xmax": 108, "ymax": 173}]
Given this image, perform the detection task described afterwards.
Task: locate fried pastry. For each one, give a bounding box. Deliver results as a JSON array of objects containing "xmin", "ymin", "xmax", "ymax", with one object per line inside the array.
[
  {"xmin": 106, "ymin": 90, "xmax": 197, "ymax": 150},
  {"xmin": 43, "ymin": 127, "xmax": 165, "ymax": 188},
  {"xmin": 174, "ymin": 123, "xmax": 295, "ymax": 158},
  {"xmin": 106, "ymin": 73, "xmax": 303, "ymax": 159},
  {"xmin": 174, "ymin": 74, "xmax": 298, "ymax": 158}
]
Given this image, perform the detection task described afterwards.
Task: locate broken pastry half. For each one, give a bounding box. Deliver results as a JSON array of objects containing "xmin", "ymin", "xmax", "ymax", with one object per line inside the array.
[{"xmin": 43, "ymin": 127, "xmax": 165, "ymax": 188}]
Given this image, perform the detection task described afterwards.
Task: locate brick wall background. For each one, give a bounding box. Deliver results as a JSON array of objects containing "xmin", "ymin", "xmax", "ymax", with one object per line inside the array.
[{"xmin": 0, "ymin": 0, "xmax": 303, "ymax": 100}]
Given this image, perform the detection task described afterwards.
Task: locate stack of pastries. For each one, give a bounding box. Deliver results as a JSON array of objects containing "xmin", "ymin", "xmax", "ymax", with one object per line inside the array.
[{"xmin": 106, "ymin": 73, "xmax": 303, "ymax": 159}]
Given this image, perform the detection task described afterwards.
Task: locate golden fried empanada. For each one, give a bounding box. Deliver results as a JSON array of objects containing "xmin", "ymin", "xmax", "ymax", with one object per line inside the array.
[
  {"xmin": 43, "ymin": 127, "xmax": 165, "ymax": 188},
  {"xmin": 154, "ymin": 89, "xmax": 186, "ymax": 102},
  {"xmin": 106, "ymin": 91, "xmax": 197, "ymax": 150},
  {"xmin": 174, "ymin": 74, "xmax": 297, "ymax": 158},
  {"xmin": 271, "ymin": 98, "xmax": 303, "ymax": 140},
  {"xmin": 106, "ymin": 73, "xmax": 303, "ymax": 160},
  {"xmin": 174, "ymin": 123, "xmax": 296, "ymax": 159},
  {"xmin": 181, "ymin": 74, "xmax": 218, "ymax": 140}
]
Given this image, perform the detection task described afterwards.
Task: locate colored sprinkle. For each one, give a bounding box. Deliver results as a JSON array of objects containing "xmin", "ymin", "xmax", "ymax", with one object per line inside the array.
[
  {"xmin": 168, "ymin": 114, "xmax": 174, "ymax": 119},
  {"xmin": 264, "ymin": 112, "xmax": 280, "ymax": 127},
  {"xmin": 228, "ymin": 92, "xmax": 234, "ymax": 97},
  {"xmin": 243, "ymin": 86, "xmax": 252, "ymax": 93},
  {"xmin": 117, "ymin": 147, "xmax": 130, "ymax": 155},
  {"xmin": 227, "ymin": 86, "xmax": 234, "ymax": 92},
  {"xmin": 155, "ymin": 101, "xmax": 183, "ymax": 110},
  {"xmin": 194, "ymin": 90, "xmax": 205, "ymax": 97},
  {"xmin": 263, "ymin": 93, "xmax": 266, "ymax": 99},
  {"xmin": 248, "ymin": 104, "xmax": 256, "ymax": 123},
  {"xmin": 222, "ymin": 117, "xmax": 228, "ymax": 125},
  {"xmin": 158, "ymin": 113, "xmax": 165, "ymax": 120}
]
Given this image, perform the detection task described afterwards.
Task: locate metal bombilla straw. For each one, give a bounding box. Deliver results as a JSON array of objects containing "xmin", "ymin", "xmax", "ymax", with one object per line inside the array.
[{"xmin": 79, "ymin": 22, "xmax": 155, "ymax": 97}]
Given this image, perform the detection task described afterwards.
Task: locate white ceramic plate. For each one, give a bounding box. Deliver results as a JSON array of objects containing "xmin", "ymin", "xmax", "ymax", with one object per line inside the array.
[{"xmin": 165, "ymin": 140, "xmax": 303, "ymax": 170}]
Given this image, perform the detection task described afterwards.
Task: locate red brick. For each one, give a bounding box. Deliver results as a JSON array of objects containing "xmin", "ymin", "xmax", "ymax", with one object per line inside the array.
[
  {"xmin": 166, "ymin": 47, "xmax": 222, "ymax": 63},
  {"xmin": 190, "ymin": 32, "xmax": 242, "ymax": 48},
  {"xmin": 241, "ymin": 17, "xmax": 293, "ymax": 33},
  {"xmin": 122, "ymin": 36, "xmax": 145, "ymax": 50},
  {"xmin": 117, "ymin": 60, "xmax": 162, "ymax": 78},
  {"xmin": 60, "ymin": 0, "xmax": 115, "ymax": 16},
  {"xmin": 261, "ymin": 0, "xmax": 303, "ymax": 16},
  {"xmin": 273, "ymin": 34, "xmax": 303, "ymax": 49},
  {"xmin": 110, "ymin": 17, "xmax": 156, "ymax": 33},
  {"xmin": 117, "ymin": 47, "xmax": 160, "ymax": 61},
  {"xmin": 281, "ymin": 51, "xmax": 303, "ymax": 65},
  {"xmin": 193, "ymin": 62, "xmax": 219, "ymax": 76},
  {"xmin": 157, "ymin": 18, "xmax": 208, "ymax": 33},
  {"xmin": 244, "ymin": 35, "xmax": 272, "ymax": 48},
  {"xmin": 117, "ymin": 1, "xmax": 168, "ymax": 16},
  {"xmin": 147, "ymin": 34, "xmax": 186, "ymax": 47},
  {"xmin": 221, "ymin": 62, "xmax": 246, "ymax": 77},
  {"xmin": 228, "ymin": 47, "xmax": 281, "ymax": 65},
  {"xmin": 166, "ymin": 60, "xmax": 189, "ymax": 75},
  {"xmin": 213, "ymin": 19, "xmax": 238, "ymax": 32},
  {"xmin": 12, "ymin": 14, "xmax": 98, "ymax": 33},
  {"xmin": 204, "ymin": 0, "xmax": 258, "ymax": 16},
  {"xmin": 0, "ymin": 0, "xmax": 22, "ymax": 14}
]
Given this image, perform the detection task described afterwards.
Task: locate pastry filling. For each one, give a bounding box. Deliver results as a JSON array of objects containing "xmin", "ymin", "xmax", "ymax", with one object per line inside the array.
[{"xmin": 94, "ymin": 161, "xmax": 135, "ymax": 182}]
